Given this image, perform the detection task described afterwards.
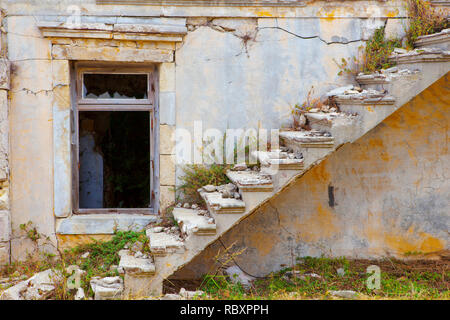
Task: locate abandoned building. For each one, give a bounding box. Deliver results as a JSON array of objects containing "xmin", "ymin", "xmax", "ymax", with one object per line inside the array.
[{"xmin": 0, "ymin": 0, "xmax": 448, "ymax": 298}]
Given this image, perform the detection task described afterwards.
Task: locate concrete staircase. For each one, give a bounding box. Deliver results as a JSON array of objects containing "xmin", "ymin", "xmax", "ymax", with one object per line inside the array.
[{"xmin": 119, "ymin": 30, "xmax": 450, "ymax": 298}]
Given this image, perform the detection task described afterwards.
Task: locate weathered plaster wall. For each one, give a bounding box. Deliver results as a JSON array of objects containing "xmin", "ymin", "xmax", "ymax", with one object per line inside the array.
[
  {"xmin": 174, "ymin": 74, "xmax": 450, "ymax": 279},
  {"xmin": 0, "ymin": 0, "xmax": 427, "ymax": 260},
  {"xmin": 7, "ymin": 15, "xmax": 58, "ymax": 260},
  {"xmin": 0, "ymin": 9, "xmax": 11, "ymax": 265}
]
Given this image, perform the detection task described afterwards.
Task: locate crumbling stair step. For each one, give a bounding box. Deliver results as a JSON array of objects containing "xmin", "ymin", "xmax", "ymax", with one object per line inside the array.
[
  {"xmin": 253, "ymin": 150, "xmax": 304, "ymax": 170},
  {"xmin": 118, "ymin": 250, "xmax": 155, "ymax": 275},
  {"xmin": 146, "ymin": 229, "xmax": 185, "ymax": 256},
  {"xmin": 200, "ymin": 191, "xmax": 245, "ymax": 214},
  {"xmin": 279, "ymin": 131, "xmax": 334, "ymax": 148},
  {"xmin": 389, "ymin": 47, "xmax": 450, "ymax": 65},
  {"xmin": 226, "ymin": 170, "xmax": 274, "ymax": 192},
  {"xmin": 172, "ymin": 208, "xmax": 216, "ymax": 236}
]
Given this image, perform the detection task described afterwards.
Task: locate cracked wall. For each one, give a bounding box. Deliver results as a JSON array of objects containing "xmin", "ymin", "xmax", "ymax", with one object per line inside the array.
[
  {"xmin": 0, "ymin": 1, "xmax": 425, "ymax": 260},
  {"xmin": 173, "ymin": 74, "xmax": 450, "ymax": 279}
]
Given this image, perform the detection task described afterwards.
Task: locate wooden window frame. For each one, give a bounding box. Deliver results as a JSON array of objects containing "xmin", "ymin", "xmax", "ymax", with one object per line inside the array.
[{"xmin": 72, "ymin": 63, "xmax": 158, "ymax": 215}]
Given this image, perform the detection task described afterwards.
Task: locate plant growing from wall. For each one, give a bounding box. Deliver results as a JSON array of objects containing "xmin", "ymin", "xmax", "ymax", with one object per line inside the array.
[
  {"xmin": 405, "ymin": 0, "xmax": 449, "ymax": 49},
  {"xmin": 178, "ymin": 164, "xmax": 231, "ymax": 204},
  {"xmin": 335, "ymin": 27, "xmax": 401, "ymax": 75}
]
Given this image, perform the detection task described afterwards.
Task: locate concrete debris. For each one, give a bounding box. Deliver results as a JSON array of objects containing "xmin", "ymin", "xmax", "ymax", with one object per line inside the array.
[
  {"xmin": 191, "ymin": 203, "xmax": 199, "ymax": 209},
  {"xmin": 75, "ymin": 287, "xmax": 85, "ymax": 300},
  {"xmin": 200, "ymin": 191, "xmax": 246, "ymax": 214},
  {"xmin": 179, "ymin": 287, "xmax": 204, "ymax": 299},
  {"xmin": 90, "ymin": 276, "xmax": 123, "ymax": 300},
  {"xmin": 172, "ymin": 208, "xmax": 216, "ymax": 235},
  {"xmin": 393, "ymin": 47, "xmax": 408, "ymax": 54},
  {"xmin": 217, "ymin": 183, "xmax": 239, "ymax": 198},
  {"xmin": 329, "ymin": 290, "xmax": 358, "ymax": 299},
  {"xmin": 183, "ymin": 203, "xmax": 191, "ymax": 208},
  {"xmin": 390, "ymin": 47, "xmax": 450, "ymax": 57},
  {"xmin": 81, "ymin": 252, "xmax": 90, "ymax": 259},
  {"xmin": 202, "ymin": 184, "xmax": 217, "ymax": 193},
  {"xmin": 151, "ymin": 226, "xmax": 164, "ymax": 233},
  {"xmin": 147, "ymin": 229, "xmax": 185, "ymax": 255},
  {"xmin": 160, "ymin": 293, "xmax": 182, "ymax": 300},
  {"xmin": 225, "ymin": 265, "xmax": 255, "ymax": 289},
  {"xmin": 227, "ymin": 171, "xmax": 272, "ymax": 186},
  {"xmin": 130, "ymin": 240, "xmax": 144, "ymax": 253},
  {"xmin": 326, "ymin": 85, "xmax": 354, "ymax": 97},
  {"xmin": 0, "ymin": 269, "xmax": 62, "ymax": 300},
  {"xmin": 119, "ymin": 250, "xmax": 155, "ymax": 274},
  {"xmin": 232, "ymin": 163, "xmax": 247, "ymax": 171},
  {"xmin": 285, "ymin": 271, "xmax": 323, "ymax": 281}
]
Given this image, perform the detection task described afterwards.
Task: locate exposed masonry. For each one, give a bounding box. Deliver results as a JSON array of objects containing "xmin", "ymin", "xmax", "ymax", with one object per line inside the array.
[{"xmin": 185, "ymin": 16, "xmax": 386, "ymax": 48}]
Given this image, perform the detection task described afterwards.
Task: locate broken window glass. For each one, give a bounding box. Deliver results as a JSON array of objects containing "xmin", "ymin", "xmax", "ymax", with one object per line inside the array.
[{"xmin": 82, "ymin": 73, "xmax": 148, "ymax": 100}]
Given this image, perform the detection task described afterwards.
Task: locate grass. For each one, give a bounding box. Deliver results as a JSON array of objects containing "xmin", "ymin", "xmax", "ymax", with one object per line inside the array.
[
  {"xmin": 197, "ymin": 257, "xmax": 449, "ymax": 300},
  {"xmin": 178, "ymin": 164, "xmax": 231, "ymax": 204},
  {"xmin": 405, "ymin": 0, "xmax": 449, "ymax": 49},
  {"xmin": 335, "ymin": 27, "xmax": 401, "ymax": 76},
  {"xmin": 0, "ymin": 230, "xmax": 149, "ymax": 299}
]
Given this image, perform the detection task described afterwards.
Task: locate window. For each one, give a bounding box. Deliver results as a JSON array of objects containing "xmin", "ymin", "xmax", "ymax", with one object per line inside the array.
[{"xmin": 73, "ymin": 64, "xmax": 157, "ymax": 214}]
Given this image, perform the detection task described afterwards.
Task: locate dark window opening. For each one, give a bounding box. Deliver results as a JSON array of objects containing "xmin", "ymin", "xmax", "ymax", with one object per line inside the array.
[
  {"xmin": 79, "ymin": 111, "xmax": 150, "ymax": 209},
  {"xmin": 82, "ymin": 73, "xmax": 148, "ymax": 100}
]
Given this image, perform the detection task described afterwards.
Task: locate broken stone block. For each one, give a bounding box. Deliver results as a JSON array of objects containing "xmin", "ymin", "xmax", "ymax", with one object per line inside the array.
[
  {"xmin": 172, "ymin": 208, "xmax": 216, "ymax": 236},
  {"xmin": 232, "ymin": 163, "xmax": 247, "ymax": 171},
  {"xmin": 329, "ymin": 290, "xmax": 358, "ymax": 299},
  {"xmin": 90, "ymin": 276, "xmax": 123, "ymax": 300},
  {"xmin": 160, "ymin": 293, "xmax": 182, "ymax": 300},
  {"xmin": 75, "ymin": 287, "xmax": 85, "ymax": 300},
  {"xmin": 119, "ymin": 250, "xmax": 155, "ymax": 275},
  {"xmin": 151, "ymin": 226, "xmax": 164, "ymax": 233},
  {"xmin": 202, "ymin": 185, "xmax": 217, "ymax": 193},
  {"xmin": 179, "ymin": 287, "xmax": 204, "ymax": 299},
  {"xmin": 146, "ymin": 229, "xmax": 185, "ymax": 256},
  {"xmin": 0, "ymin": 269, "xmax": 61, "ymax": 300},
  {"xmin": 226, "ymin": 171, "xmax": 273, "ymax": 192},
  {"xmin": 326, "ymin": 85, "xmax": 354, "ymax": 97},
  {"xmin": 200, "ymin": 191, "xmax": 245, "ymax": 214},
  {"xmin": 130, "ymin": 240, "xmax": 144, "ymax": 253}
]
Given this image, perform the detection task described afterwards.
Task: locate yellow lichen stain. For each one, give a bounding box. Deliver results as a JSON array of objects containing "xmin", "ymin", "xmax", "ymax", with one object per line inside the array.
[
  {"xmin": 256, "ymin": 10, "xmax": 273, "ymax": 17},
  {"xmin": 385, "ymin": 232, "xmax": 445, "ymax": 255},
  {"xmin": 379, "ymin": 151, "xmax": 391, "ymax": 162},
  {"xmin": 366, "ymin": 106, "xmax": 374, "ymax": 112},
  {"xmin": 386, "ymin": 9, "xmax": 399, "ymax": 18},
  {"xmin": 418, "ymin": 234, "xmax": 445, "ymax": 253},
  {"xmin": 298, "ymin": 203, "xmax": 339, "ymax": 242},
  {"xmin": 365, "ymin": 214, "xmax": 445, "ymax": 256},
  {"xmin": 368, "ymin": 137, "xmax": 384, "ymax": 149},
  {"xmin": 57, "ymin": 234, "xmax": 113, "ymax": 250},
  {"xmin": 310, "ymin": 159, "xmax": 331, "ymax": 182},
  {"xmin": 249, "ymin": 231, "xmax": 276, "ymax": 256}
]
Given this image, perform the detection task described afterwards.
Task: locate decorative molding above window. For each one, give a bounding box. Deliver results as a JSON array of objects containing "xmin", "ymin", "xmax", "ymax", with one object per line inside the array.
[
  {"xmin": 37, "ymin": 21, "xmax": 187, "ymax": 42},
  {"xmin": 96, "ymin": 0, "xmax": 306, "ymax": 6}
]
